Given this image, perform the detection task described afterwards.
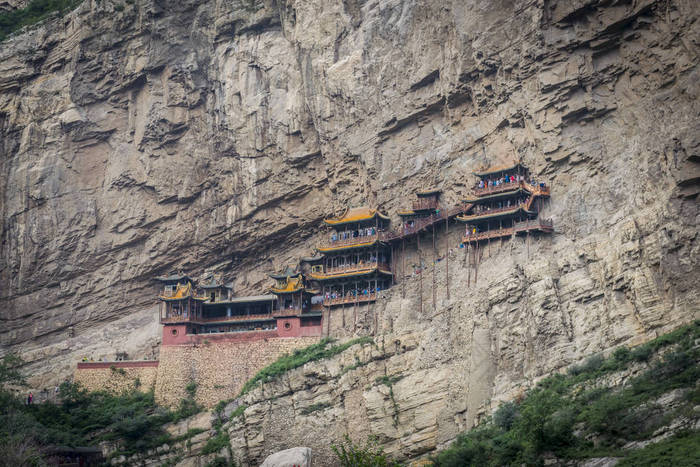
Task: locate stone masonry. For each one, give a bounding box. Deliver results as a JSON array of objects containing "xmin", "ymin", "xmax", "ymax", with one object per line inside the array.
[{"xmin": 155, "ymin": 337, "xmax": 319, "ymax": 408}]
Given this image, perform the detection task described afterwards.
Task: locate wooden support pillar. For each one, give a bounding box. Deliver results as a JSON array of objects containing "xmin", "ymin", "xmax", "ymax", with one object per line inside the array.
[
  {"xmin": 341, "ymin": 283, "xmax": 346, "ymax": 328},
  {"xmin": 432, "ymin": 224, "xmax": 436, "ymax": 311},
  {"xmin": 354, "ymin": 280, "xmax": 358, "ymax": 331},
  {"xmin": 418, "ymin": 231, "xmax": 423, "ymax": 315},
  {"xmin": 467, "ymin": 242, "xmax": 471, "ymax": 287},
  {"xmin": 445, "ymin": 214, "xmax": 450, "ymax": 300},
  {"xmin": 401, "ymin": 238, "xmax": 406, "ymax": 298}
]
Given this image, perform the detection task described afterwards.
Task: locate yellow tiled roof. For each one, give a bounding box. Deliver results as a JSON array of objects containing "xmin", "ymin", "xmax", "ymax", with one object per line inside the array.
[
  {"xmin": 324, "ymin": 206, "xmax": 390, "ymax": 226},
  {"xmin": 270, "ymin": 275, "xmax": 304, "ymax": 294},
  {"xmin": 159, "ymin": 282, "xmax": 208, "ymax": 301}
]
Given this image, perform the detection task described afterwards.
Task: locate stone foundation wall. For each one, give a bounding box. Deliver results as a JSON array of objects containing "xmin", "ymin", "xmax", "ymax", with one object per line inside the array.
[
  {"xmin": 74, "ymin": 362, "xmax": 159, "ymax": 393},
  {"xmin": 154, "ymin": 337, "xmax": 320, "ymax": 408}
]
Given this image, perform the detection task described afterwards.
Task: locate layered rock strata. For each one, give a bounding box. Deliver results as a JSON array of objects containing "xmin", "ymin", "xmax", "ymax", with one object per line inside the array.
[{"xmin": 0, "ymin": 0, "xmax": 698, "ymax": 458}]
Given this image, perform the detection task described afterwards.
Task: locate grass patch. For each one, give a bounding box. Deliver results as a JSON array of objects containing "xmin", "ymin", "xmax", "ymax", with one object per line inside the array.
[
  {"xmin": 616, "ymin": 430, "xmax": 700, "ymax": 466},
  {"xmin": 332, "ymin": 434, "xmax": 402, "ymax": 467},
  {"xmin": 431, "ymin": 321, "xmax": 700, "ymax": 466},
  {"xmin": 201, "ymin": 431, "xmax": 229, "ymax": 455},
  {"xmin": 238, "ymin": 336, "xmax": 374, "ymax": 396},
  {"xmin": 300, "ymin": 402, "xmax": 331, "ymax": 415},
  {"xmin": 230, "ymin": 404, "xmax": 247, "ymax": 419},
  {"xmin": 0, "ymin": 0, "xmax": 83, "ymax": 41}
]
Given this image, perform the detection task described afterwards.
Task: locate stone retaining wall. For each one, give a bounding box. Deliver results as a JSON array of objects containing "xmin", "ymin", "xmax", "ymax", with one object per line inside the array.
[
  {"xmin": 154, "ymin": 336, "xmax": 319, "ymax": 408},
  {"xmin": 73, "ymin": 361, "xmax": 159, "ymax": 393}
]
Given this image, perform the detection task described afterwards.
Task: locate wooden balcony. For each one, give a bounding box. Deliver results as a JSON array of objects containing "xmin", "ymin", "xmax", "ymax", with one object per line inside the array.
[
  {"xmin": 458, "ymin": 203, "xmax": 526, "ymax": 222},
  {"xmin": 160, "ymin": 315, "xmax": 191, "ymax": 324},
  {"xmin": 161, "ymin": 313, "xmax": 274, "ymax": 324},
  {"xmin": 319, "ymin": 262, "xmax": 390, "ymax": 277},
  {"xmin": 462, "ymin": 218, "xmax": 553, "ymax": 243},
  {"xmin": 323, "ymin": 293, "xmax": 377, "ymax": 307},
  {"xmin": 472, "ymin": 180, "xmax": 521, "ymax": 197},
  {"xmin": 273, "ymin": 308, "xmax": 303, "ymax": 317},
  {"xmin": 319, "ymin": 232, "xmax": 381, "ymax": 251}
]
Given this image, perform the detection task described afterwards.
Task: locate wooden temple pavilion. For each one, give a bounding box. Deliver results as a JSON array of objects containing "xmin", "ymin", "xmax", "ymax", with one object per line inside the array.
[
  {"xmin": 269, "ymin": 266, "xmax": 322, "ymax": 330},
  {"xmin": 156, "ymin": 274, "xmax": 208, "ymax": 327},
  {"xmin": 457, "ymin": 162, "xmax": 553, "ymax": 244},
  {"xmin": 157, "ymin": 274, "xmax": 278, "ymax": 342},
  {"xmin": 314, "ymin": 207, "xmax": 393, "ymax": 307}
]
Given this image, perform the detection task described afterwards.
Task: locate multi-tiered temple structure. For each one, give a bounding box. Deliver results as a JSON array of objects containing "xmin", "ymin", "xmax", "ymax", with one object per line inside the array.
[
  {"xmin": 154, "ymin": 163, "xmax": 551, "ymax": 345},
  {"xmin": 457, "ymin": 162, "xmax": 553, "ymax": 243},
  {"xmin": 310, "ymin": 207, "xmax": 393, "ymax": 307},
  {"xmin": 157, "ymin": 273, "xmax": 318, "ymax": 345}
]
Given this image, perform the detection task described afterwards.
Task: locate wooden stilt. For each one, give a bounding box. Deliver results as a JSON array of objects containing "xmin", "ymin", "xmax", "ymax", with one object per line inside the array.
[
  {"xmin": 353, "ymin": 281, "xmax": 358, "ymax": 332},
  {"xmin": 474, "ymin": 240, "xmax": 479, "ymax": 285},
  {"xmin": 432, "ymin": 224, "xmax": 436, "ymax": 311},
  {"xmin": 445, "ymin": 214, "xmax": 450, "ymax": 300},
  {"xmin": 342, "ymin": 283, "xmax": 346, "ymax": 328},
  {"xmin": 467, "ymin": 242, "xmax": 471, "ymax": 287},
  {"xmin": 402, "ymin": 238, "xmax": 406, "ymax": 298},
  {"xmin": 418, "ymin": 232, "xmax": 423, "ymax": 315}
]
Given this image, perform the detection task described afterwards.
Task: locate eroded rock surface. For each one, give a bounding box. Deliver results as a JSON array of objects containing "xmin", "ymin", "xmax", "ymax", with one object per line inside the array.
[{"xmin": 0, "ymin": 0, "xmax": 698, "ymax": 460}]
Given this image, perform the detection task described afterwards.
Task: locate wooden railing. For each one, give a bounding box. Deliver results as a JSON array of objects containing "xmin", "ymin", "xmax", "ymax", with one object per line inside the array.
[
  {"xmin": 472, "ymin": 181, "xmax": 550, "ymax": 198},
  {"xmin": 197, "ymin": 313, "xmax": 274, "ymax": 323},
  {"xmin": 161, "ymin": 313, "xmax": 275, "ymax": 324},
  {"xmin": 458, "ymin": 203, "xmax": 526, "ymax": 221},
  {"xmin": 513, "ymin": 218, "xmax": 553, "ymax": 232},
  {"xmin": 320, "ymin": 232, "xmax": 381, "ymax": 250},
  {"xmin": 383, "ymin": 204, "xmax": 470, "ymax": 242},
  {"xmin": 462, "ymin": 218, "xmax": 553, "ymax": 243},
  {"xmin": 160, "ymin": 315, "xmax": 191, "ymax": 324},
  {"xmin": 322, "ymin": 262, "xmax": 390, "ymax": 276},
  {"xmin": 273, "ymin": 308, "xmax": 303, "ymax": 317},
  {"xmin": 472, "ymin": 180, "xmax": 521, "ymax": 196},
  {"xmin": 323, "ymin": 293, "xmax": 377, "ymax": 306}
]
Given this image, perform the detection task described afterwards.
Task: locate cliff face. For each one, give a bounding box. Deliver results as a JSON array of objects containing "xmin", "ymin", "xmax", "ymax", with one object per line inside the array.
[{"xmin": 0, "ymin": 0, "xmax": 698, "ymax": 433}]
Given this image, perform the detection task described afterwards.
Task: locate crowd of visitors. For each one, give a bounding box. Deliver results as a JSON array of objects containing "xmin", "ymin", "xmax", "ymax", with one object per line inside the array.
[{"xmin": 331, "ymin": 226, "xmax": 378, "ymax": 242}]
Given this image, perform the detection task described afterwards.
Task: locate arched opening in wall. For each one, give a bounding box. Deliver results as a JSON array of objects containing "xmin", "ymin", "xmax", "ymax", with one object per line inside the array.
[
  {"xmin": 284, "ymin": 322, "xmax": 291, "ymax": 329},
  {"xmin": 171, "ymin": 329, "xmax": 178, "ymax": 336}
]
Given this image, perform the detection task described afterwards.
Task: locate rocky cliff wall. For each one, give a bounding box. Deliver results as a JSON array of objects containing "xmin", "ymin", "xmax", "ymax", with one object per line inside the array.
[{"xmin": 0, "ymin": 0, "xmax": 698, "ymax": 423}]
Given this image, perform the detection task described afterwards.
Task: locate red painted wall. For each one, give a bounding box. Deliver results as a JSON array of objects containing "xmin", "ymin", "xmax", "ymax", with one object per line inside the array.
[
  {"xmin": 161, "ymin": 319, "xmax": 323, "ymax": 346},
  {"xmin": 162, "ymin": 324, "xmax": 190, "ymax": 345}
]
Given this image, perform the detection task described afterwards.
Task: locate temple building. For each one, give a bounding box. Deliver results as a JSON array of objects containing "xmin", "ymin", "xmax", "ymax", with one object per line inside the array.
[
  {"xmin": 157, "ymin": 274, "xmax": 280, "ymax": 344},
  {"xmin": 156, "ymin": 274, "xmax": 207, "ymax": 331},
  {"xmin": 457, "ymin": 162, "xmax": 553, "ymax": 244},
  {"xmin": 312, "ymin": 207, "xmax": 393, "ymax": 307},
  {"xmin": 395, "ymin": 189, "xmax": 448, "ymax": 237},
  {"xmin": 269, "ymin": 266, "xmax": 323, "ymax": 332}
]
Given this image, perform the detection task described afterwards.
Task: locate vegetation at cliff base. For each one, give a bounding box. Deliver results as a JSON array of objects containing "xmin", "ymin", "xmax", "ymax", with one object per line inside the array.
[
  {"xmin": 431, "ymin": 320, "xmax": 700, "ymax": 467},
  {"xmin": 0, "ymin": 356, "xmax": 202, "ymax": 464},
  {"xmin": 332, "ymin": 435, "xmax": 401, "ymax": 467},
  {"xmin": 238, "ymin": 336, "xmax": 375, "ymax": 395},
  {"xmin": 0, "ymin": 0, "xmax": 83, "ymax": 41}
]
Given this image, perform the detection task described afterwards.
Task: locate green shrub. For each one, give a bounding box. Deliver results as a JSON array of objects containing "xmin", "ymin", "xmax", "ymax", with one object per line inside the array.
[
  {"xmin": 332, "ymin": 434, "xmax": 401, "ymax": 467},
  {"xmin": 201, "ymin": 431, "xmax": 230, "ymax": 455},
  {"xmin": 617, "ymin": 430, "xmax": 700, "ymax": 466},
  {"xmin": 431, "ymin": 321, "xmax": 700, "ymax": 466},
  {"xmin": 205, "ymin": 457, "xmax": 235, "ymax": 467},
  {"xmin": 0, "ymin": 0, "xmax": 84, "ymax": 42},
  {"xmin": 239, "ymin": 337, "xmax": 374, "ymax": 396},
  {"xmin": 493, "ymin": 401, "xmax": 518, "ymax": 431}
]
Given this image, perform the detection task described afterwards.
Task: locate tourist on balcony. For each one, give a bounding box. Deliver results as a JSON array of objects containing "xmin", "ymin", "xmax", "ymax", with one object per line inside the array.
[{"xmin": 331, "ymin": 232, "xmax": 337, "ymax": 242}]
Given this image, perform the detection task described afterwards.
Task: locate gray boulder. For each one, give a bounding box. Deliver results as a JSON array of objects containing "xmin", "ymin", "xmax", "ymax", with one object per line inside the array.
[{"xmin": 260, "ymin": 447, "xmax": 312, "ymax": 467}]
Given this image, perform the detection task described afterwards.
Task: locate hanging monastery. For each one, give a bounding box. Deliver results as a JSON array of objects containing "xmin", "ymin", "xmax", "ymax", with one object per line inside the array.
[{"xmin": 74, "ymin": 162, "xmax": 553, "ymax": 406}]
